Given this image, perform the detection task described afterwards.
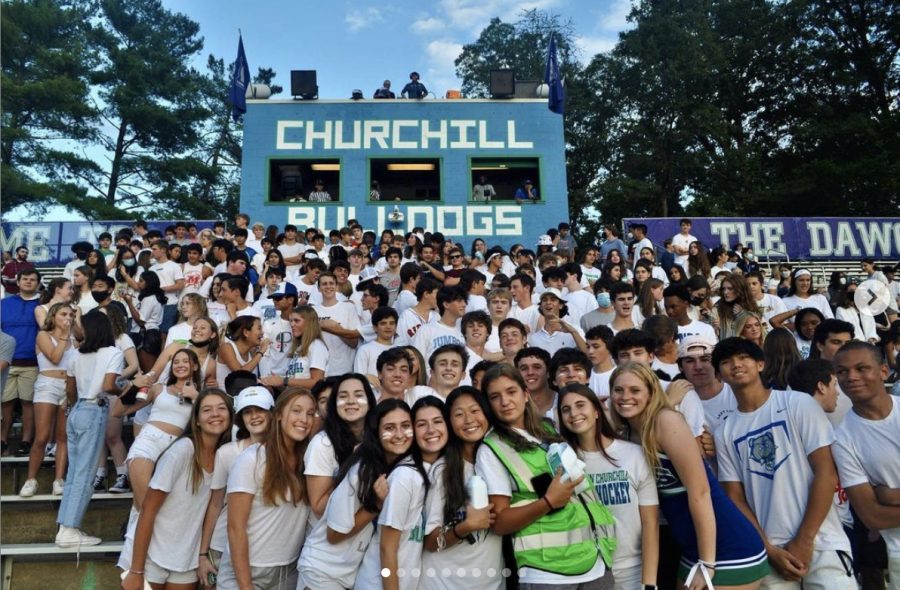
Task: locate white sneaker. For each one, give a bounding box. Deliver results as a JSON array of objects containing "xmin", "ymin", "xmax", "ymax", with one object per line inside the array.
[
  {"xmin": 55, "ymin": 526, "xmax": 101, "ymax": 548},
  {"xmin": 19, "ymin": 478, "xmax": 38, "ymax": 497},
  {"xmin": 52, "ymin": 478, "xmax": 65, "ymax": 496}
]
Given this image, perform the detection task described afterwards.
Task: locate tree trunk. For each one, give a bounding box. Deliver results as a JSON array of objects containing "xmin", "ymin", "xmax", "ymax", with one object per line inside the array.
[{"xmin": 106, "ymin": 120, "xmax": 128, "ymax": 204}]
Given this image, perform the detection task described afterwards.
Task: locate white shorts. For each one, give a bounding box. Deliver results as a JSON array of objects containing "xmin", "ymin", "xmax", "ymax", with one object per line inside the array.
[
  {"xmin": 297, "ymin": 566, "xmax": 348, "ymax": 590},
  {"xmin": 143, "ymin": 555, "xmax": 198, "ymax": 585},
  {"xmin": 126, "ymin": 423, "xmax": 178, "ymax": 463},
  {"xmin": 133, "ymin": 404, "xmax": 152, "ymax": 426},
  {"xmin": 215, "ymin": 546, "xmax": 297, "ymax": 590},
  {"xmin": 760, "ymin": 549, "xmax": 855, "ymax": 590},
  {"xmin": 33, "ymin": 375, "xmax": 67, "ymax": 406}
]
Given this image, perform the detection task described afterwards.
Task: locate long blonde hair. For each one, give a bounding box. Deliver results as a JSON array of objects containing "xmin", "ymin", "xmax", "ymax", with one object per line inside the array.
[
  {"xmin": 289, "ymin": 305, "xmax": 322, "ymax": 358},
  {"xmin": 608, "ymin": 362, "xmax": 672, "ymax": 472},
  {"xmin": 261, "ymin": 387, "xmax": 315, "ymax": 506}
]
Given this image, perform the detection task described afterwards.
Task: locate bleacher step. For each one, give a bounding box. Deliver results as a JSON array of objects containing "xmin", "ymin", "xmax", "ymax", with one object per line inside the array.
[{"xmin": 0, "ymin": 541, "xmax": 124, "ymax": 557}]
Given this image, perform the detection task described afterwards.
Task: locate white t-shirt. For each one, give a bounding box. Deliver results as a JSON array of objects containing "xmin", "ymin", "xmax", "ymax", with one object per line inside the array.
[
  {"xmin": 582, "ymin": 441, "xmax": 658, "ymax": 572},
  {"xmin": 131, "ymin": 296, "xmax": 163, "ymax": 332},
  {"xmin": 676, "ymin": 320, "xmax": 717, "ymax": 343},
  {"xmin": 149, "ymin": 260, "xmax": 183, "ymax": 305},
  {"xmin": 630, "ymin": 238, "xmax": 653, "ymax": 266},
  {"xmin": 394, "ymin": 290, "xmax": 418, "ymax": 316},
  {"xmin": 833, "ymin": 396, "xmax": 900, "ymax": 557},
  {"xmin": 527, "ymin": 327, "xmax": 581, "ymax": 357},
  {"xmin": 284, "ymin": 339, "xmax": 328, "ymax": 381},
  {"xmin": 315, "ymin": 301, "xmax": 360, "ymax": 376},
  {"xmin": 510, "ymin": 304, "xmax": 541, "ymax": 334},
  {"xmin": 68, "ymin": 347, "xmax": 123, "ymax": 400},
  {"xmin": 303, "ymin": 431, "xmax": 340, "ymax": 478},
  {"xmin": 421, "ymin": 459, "xmax": 504, "ymax": 590},
  {"xmin": 412, "ymin": 322, "xmax": 465, "ymax": 367},
  {"xmin": 354, "ymin": 340, "xmax": 392, "ymax": 377},
  {"xmin": 475, "ymin": 431, "xmax": 607, "ymax": 585},
  {"xmin": 164, "ymin": 322, "xmax": 192, "ymax": 347},
  {"xmin": 564, "ymin": 289, "xmax": 599, "ymax": 326},
  {"xmin": 581, "ymin": 264, "xmax": 601, "ymax": 285},
  {"xmin": 755, "ymin": 293, "xmax": 787, "ymax": 324},
  {"xmin": 260, "ymin": 316, "xmax": 293, "ymax": 377},
  {"xmin": 675, "ymin": 389, "xmax": 707, "ymax": 437},
  {"xmin": 250, "ymin": 292, "xmax": 279, "ymax": 323},
  {"xmin": 697, "ymin": 383, "xmax": 737, "ymax": 434},
  {"xmin": 465, "ymin": 294, "xmax": 488, "ymax": 313},
  {"xmin": 781, "ymin": 294, "xmax": 834, "ymax": 319},
  {"xmin": 396, "ymin": 308, "xmax": 439, "ymax": 346},
  {"xmin": 297, "ymin": 463, "xmax": 374, "ymax": 588},
  {"xmin": 652, "ymin": 358, "xmax": 679, "ymax": 381},
  {"xmin": 671, "ymin": 233, "xmax": 696, "ymax": 270},
  {"xmin": 209, "ymin": 439, "xmax": 254, "ymax": 552},
  {"xmin": 120, "ymin": 438, "xmax": 211, "ymax": 573},
  {"xmin": 292, "ymin": 277, "xmax": 322, "ymax": 306},
  {"xmin": 356, "ymin": 461, "xmax": 427, "ymax": 590},
  {"xmin": 226, "ymin": 443, "xmax": 309, "ymax": 566},
  {"xmin": 715, "ymin": 389, "xmax": 850, "ymax": 550},
  {"xmin": 277, "ymin": 242, "xmax": 306, "ymax": 275},
  {"xmin": 181, "ymin": 262, "xmax": 205, "ymax": 296},
  {"xmin": 590, "ymin": 367, "xmax": 615, "ymax": 401}
]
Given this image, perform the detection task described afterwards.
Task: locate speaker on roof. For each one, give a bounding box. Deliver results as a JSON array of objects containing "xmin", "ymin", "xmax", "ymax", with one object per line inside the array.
[
  {"xmin": 291, "ymin": 70, "xmax": 318, "ymax": 99},
  {"xmin": 490, "ymin": 70, "xmax": 515, "ymax": 98}
]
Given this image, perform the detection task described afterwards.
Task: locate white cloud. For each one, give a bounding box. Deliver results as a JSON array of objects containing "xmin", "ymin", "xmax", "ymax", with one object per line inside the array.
[
  {"xmin": 576, "ymin": 35, "xmax": 616, "ymax": 61},
  {"xmin": 424, "ymin": 39, "xmax": 465, "ymax": 96},
  {"xmin": 599, "ymin": 0, "xmax": 632, "ymax": 32},
  {"xmin": 345, "ymin": 7, "xmax": 384, "ymax": 32},
  {"xmin": 412, "ymin": 16, "xmax": 444, "ymax": 34},
  {"xmin": 432, "ymin": 0, "xmax": 562, "ymax": 30}
]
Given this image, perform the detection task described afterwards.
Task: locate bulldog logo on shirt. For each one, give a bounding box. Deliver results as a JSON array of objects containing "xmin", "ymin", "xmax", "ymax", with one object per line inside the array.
[{"xmin": 748, "ymin": 431, "xmax": 778, "ymax": 472}]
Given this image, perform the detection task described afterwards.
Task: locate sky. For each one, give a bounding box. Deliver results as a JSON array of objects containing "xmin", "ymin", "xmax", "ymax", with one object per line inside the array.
[
  {"xmin": 5, "ymin": 0, "xmax": 632, "ymax": 222},
  {"xmin": 168, "ymin": 0, "xmax": 632, "ymax": 99}
]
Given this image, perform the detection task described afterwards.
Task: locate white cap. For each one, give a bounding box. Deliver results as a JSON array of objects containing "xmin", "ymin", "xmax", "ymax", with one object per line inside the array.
[
  {"xmin": 359, "ymin": 267, "xmax": 380, "ymax": 282},
  {"xmin": 234, "ymin": 386, "xmax": 275, "ymax": 414},
  {"xmin": 678, "ymin": 335, "xmax": 716, "ymax": 359},
  {"xmin": 537, "ymin": 234, "xmax": 553, "ymax": 246},
  {"xmin": 539, "ymin": 287, "xmax": 567, "ymax": 303}
]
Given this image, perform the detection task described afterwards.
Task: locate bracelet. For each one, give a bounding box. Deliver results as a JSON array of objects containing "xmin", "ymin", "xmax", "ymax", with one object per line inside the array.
[
  {"xmin": 129, "ymin": 569, "xmax": 144, "ymax": 575},
  {"xmin": 199, "ymin": 552, "xmax": 208, "ymax": 557},
  {"xmin": 542, "ymin": 496, "xmax": 554, "ymax": 511}
]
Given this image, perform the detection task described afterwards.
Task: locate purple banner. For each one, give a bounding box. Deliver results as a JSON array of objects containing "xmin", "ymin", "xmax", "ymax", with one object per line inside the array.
[
  {"xmin": 622, "ymin": 217, "xmax": 900, "ymax": 261},
  {"xmin": 0, "ymin": 221, "xmax": 216, "ymax": 267}
]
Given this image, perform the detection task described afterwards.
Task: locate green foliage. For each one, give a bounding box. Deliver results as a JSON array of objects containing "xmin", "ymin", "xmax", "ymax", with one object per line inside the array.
[
  {"xmin": 1, "ymin": 0, "xmax": 99, "ymax": 215},
  {"xmin": 2, "ymin": 0, "xmax": 284, "ymax": 222},
  {"xmin": 459, "ymin": 2, "xmax": 899, "ymax": 243}
]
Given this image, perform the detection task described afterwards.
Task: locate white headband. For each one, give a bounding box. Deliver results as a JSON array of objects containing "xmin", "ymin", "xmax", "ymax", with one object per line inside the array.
[{"xmin": 794, "ymin": 269, "xmax": 811, "ymax": 278}]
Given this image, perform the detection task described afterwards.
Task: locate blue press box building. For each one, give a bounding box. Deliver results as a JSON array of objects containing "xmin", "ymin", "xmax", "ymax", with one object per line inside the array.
[{"xmin": 239, "ymin": 98, "xmax": 569, "ymax": 245}]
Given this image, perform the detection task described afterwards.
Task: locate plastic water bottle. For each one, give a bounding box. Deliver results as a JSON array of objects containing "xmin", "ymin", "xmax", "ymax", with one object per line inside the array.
[
  {"xmin": 547, "ymin": 442, "xmax": 591, "ymax": 494},
  {"xmin": 136, "ymin": 371, "xmax": 155, "ymax": 402},
  {"xmin": 466, "ymin": 475, "xmax": 489, "ymax": 509}
]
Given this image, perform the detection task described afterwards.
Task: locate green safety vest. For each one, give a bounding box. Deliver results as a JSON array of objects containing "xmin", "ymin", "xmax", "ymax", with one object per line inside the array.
[{"xmin": 483, "ymin": 431, "xmax": 617, "ymax": 576}]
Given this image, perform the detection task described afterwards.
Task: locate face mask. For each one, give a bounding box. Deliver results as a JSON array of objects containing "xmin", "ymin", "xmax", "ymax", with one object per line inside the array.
[
  {"xmin": 746, "ymin": 253, "xmax": 755, "ymax": 261},
  {"xmin": 781, "ymin": 270, "xmax": 790, "ymax": 278},
  {"xmin": 150, "ymin": 257, "xmax": 159, "ymax": 265},
  {"xmin": 123, "ymin": 259, "xmax": 136, "ymax": 267},
  {"xmin": 725, "ymin": 261, "xmax": 736, "ymax": 270},
  {"xmin": 91, "ymin": 290, "xmax": 109, "ymax": 303},
  {"xmin": 189, "ymin": 338, "xmax": 211, "ymax": 348},
  {"xmin": 690, "ymin": 296, "xmax": 705, "ymax": 306},
  {"xmin": 596, "ymin": 292, "xmax": 611, "ymax": 307},
  {"xmin": 839, "ymin": 277, "xmax": 846, "ymax": 285}
]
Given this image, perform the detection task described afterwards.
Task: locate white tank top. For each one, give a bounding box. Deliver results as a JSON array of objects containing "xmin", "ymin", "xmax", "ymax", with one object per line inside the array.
[
  {"xmin": 215, "ymin": 340, "xmax": 257, "ymax": 391},
  {"xmin": 37, "ymin": 335, "xmax": 77, "ymax": 373},
  {"xmin": 147, "ymin": 386, "xmax": 193, "ymax": 429}
]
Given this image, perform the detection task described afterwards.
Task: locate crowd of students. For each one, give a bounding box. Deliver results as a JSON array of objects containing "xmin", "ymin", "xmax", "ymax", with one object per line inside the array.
[{"xmin": 0, "ymin": 213, "xmax": 898, "ymax": 590}]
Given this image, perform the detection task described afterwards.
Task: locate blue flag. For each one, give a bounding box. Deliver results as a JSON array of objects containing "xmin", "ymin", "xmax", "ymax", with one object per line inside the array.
[
  {"xmin": 544, "ymin": 36, "xmax": 565, "ymax": 115},
  {"xmin": 229, "ymin": 34, "xmax": 251, "ymax": 122}
]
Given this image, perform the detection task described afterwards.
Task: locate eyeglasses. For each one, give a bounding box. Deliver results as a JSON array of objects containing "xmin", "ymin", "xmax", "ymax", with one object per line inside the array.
[{"xmin": 451, "ymin": 254, "xmax": 462, "ymax": 259}]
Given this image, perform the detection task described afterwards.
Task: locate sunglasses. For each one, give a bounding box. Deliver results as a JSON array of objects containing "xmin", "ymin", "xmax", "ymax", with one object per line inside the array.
[
  {"xmin": 271, "ymin": 295, "xmax": 286, "ymax": 301},
  {"xmin": 451, "ymin": 254, "xmax": 463, "ymax": 259}
]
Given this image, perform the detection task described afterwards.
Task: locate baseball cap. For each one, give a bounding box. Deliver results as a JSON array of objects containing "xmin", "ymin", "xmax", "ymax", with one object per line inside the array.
[
  {"xmin": 234, "ymin": 386, "xmax": 275, "ymax": 414},
  {"xmin": 540, "ymin": 288, "xmax": 567, "ymax": 303},
  {"xmin": 359, "ymin": 267, "xmax": 379, "ymax": 282},
  {"xmin": 269, "ymin": 282, "xmax": 299, "ymax": 299},
  {"xmin": 678, "ymin": 335, "xmax": 716, "ymax": 359}
]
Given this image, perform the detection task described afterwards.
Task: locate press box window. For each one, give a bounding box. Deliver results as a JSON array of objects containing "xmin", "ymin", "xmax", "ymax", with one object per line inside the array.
[
  {"xmin": 470, "ymin": 158, "xmax": 540, "ymax": 202},
  {"xmin": 369, "ymin": 158, "xmax": 441, "ymax": 201},
  {"xmin": 268, "ymin": 159, "xmax": 340, "ymax": 203}
]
